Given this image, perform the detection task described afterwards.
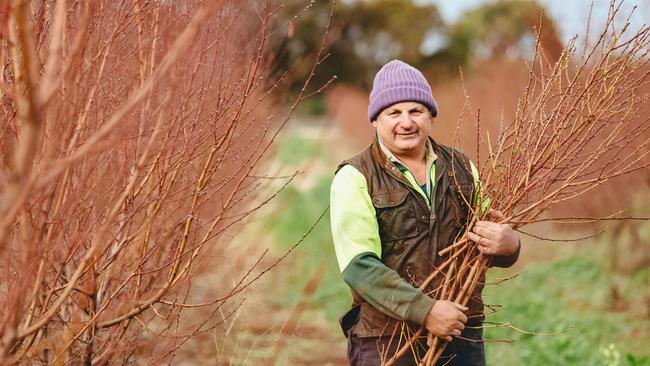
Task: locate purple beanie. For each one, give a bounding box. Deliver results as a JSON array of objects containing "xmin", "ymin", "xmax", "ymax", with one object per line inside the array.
[{"xmin": 368, "ymin": 60, "xmax": 438, "ymax": 122}]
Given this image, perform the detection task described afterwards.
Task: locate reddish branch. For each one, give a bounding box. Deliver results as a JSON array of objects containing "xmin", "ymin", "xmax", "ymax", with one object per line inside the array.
[{"xmin": 0, "ymin": 0, "xmax": 330, "ymax": 364}]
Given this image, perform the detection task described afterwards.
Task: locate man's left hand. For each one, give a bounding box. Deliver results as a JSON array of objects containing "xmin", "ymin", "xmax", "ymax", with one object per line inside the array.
[{"xmin": 467, "ymin": 220, "xmax": 519, "ymax": 257}]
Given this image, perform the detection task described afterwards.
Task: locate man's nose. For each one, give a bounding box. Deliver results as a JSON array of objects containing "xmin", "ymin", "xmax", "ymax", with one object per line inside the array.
[{"xmin": 399, "ymin": 113, "xmax": 415, "ymax": 127}]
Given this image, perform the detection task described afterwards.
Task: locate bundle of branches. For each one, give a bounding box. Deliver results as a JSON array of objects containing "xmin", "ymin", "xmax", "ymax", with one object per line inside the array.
[
  {"xmin": 385, "ymin": 2, "xmax": 649, "ymax": 365},
  {"xmin": 0, "ymin": 0, "xmax": 330, "ymax": 364}
]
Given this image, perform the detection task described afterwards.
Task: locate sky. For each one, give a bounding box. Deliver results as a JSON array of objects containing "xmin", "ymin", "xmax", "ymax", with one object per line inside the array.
[{"xmin": 425, "ymin": 0, "xmax": 647, "ymax": 43}]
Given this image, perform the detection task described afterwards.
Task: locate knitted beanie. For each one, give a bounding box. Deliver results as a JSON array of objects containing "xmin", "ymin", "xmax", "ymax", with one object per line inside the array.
[{"xmin": 368, "ymin": 60, "xmax": 438, "ymax": 122}]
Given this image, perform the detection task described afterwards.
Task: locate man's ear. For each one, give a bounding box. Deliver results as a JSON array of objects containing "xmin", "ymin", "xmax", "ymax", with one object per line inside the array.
[{"xmin": 371, "ymin": 120, "xmax": 378, "ymax": 128}]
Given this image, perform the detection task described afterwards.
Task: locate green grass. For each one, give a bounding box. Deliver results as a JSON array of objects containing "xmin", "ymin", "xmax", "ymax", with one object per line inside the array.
[{"xmin": 484, "ymin": 255, "xmax": 650, "ymax": 366}]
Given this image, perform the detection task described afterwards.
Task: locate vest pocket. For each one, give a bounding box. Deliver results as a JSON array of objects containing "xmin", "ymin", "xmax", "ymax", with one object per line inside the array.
[{"xmin": 372, "ymin": 189, "xmax": 419, "ymax": 242}]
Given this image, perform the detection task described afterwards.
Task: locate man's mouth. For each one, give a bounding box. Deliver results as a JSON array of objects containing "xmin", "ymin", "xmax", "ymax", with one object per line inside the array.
[{"xmin": 396, "ymin": 131, "xmax": 418, "ymax": 138}]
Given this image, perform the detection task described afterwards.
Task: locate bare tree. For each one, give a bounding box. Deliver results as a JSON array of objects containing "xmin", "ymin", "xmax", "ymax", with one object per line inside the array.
[{"xmin": 0, "ymin": 0, "xmax": 331, "ymax": 364}]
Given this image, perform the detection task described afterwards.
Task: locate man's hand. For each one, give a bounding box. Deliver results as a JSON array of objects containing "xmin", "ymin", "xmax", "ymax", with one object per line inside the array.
[
  {"xmin": 423, "ymin": 300, "xmax": 468, "ymax": 342},
  {"xmin": 467, "ymin": 210, "xmax": 519, "ymax": 257}
]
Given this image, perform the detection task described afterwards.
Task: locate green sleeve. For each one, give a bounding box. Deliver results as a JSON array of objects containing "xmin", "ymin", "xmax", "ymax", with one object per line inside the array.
[
  {"xmin": 330, "ymin": 164, "xmax": 434, "ymax": 325},
  {"xmin": 342, "ymin": 253, "xmax": 435, "ymax": 325}
]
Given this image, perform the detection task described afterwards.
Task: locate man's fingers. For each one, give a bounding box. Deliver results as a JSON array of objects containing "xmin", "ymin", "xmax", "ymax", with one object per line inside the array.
[
  {"xmin": 474, "ymin": 220, "xmax": 501, "ymax": 231},
  {"xmin": 468, "ymin": 232, "xmax": 498, "ymax": 253},
  {"xmin": 476, "ymin": 220, "xmax": 513, "ymax": 234},
  {"xmin": 450, "ymin": 301, "xmax": 469, "ymax": 312},
  {"xmin": 467, "ymin": 231, "xmax": 481, "ymax": 244},
  {"xmin": 455, "ymin": 321, "xmax": 465, "ymax": 331},
  {"xmin": 482, "ymin": 240, "xmax": 501, "ymax": 256},
  {"xmin": 458, "ymin": 312, "xmax": 468, "ymax": 324},
  {"xmin": 472, "ymin": 225, "xmax": 495, "ymax": 239},
  {"xmin": 444, "ymin": 336, "xmax": 452, "ymax": 342}
]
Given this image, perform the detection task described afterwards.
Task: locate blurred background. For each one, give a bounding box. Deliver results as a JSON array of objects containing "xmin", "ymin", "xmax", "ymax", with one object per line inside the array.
[{"xmin": 189, "ymin": 1, "xmax": 649, "ymax": 364}]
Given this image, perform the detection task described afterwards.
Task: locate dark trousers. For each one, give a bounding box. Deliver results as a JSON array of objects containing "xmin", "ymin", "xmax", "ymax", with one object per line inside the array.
[{"xmin": 347, "ymin": 328, "xmax": 485, "ymax": 366}]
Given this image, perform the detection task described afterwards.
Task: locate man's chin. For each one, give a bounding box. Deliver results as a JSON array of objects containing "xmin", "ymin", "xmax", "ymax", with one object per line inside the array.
[
  {"xmin": 395, "ymin": 138, "xmax": 421, "ymax": 149},
  {"xmin": 393, "ymin": 142, "xmax": 420, "ymax": 153}
]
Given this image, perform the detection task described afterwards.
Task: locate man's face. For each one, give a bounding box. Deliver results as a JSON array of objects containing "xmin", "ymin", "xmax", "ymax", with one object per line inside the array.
[{"xmin": 372, "ymin": 102, "xmax": 433, "ymax": 157}]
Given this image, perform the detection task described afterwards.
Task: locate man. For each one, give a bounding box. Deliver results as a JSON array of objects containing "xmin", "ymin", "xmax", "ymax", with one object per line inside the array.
[{"xmin": 330, "ymin": 60, "xmax": 520, "ymax": 365}]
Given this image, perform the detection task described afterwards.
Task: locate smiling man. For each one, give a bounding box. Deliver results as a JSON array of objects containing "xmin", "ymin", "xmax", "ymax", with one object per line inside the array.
[{"xmin": 330, "ymin": 60, "xmax": 520, "ymax": 365}]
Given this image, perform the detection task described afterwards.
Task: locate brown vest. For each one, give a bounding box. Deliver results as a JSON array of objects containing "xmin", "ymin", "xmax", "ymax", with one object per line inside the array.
[{"xmin": 338, "ymin": 137, "xmax": 484, "ymax": 337}]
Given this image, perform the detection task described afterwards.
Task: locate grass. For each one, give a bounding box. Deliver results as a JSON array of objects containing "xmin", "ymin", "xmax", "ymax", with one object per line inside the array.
[{"xmin": 484, "ymin": 254, "xmax": 650, "ymax": 366}]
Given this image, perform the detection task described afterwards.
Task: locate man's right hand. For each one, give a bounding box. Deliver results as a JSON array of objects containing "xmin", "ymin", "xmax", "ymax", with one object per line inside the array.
[{"xmin": 423, "ymin": 300, "xmax": 468, "ymax": 342}]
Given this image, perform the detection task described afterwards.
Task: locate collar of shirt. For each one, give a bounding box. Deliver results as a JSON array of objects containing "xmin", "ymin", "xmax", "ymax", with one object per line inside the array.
[{"xmin": 376, "ymin": 135, "xmax": 437, "ymax": 201}]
